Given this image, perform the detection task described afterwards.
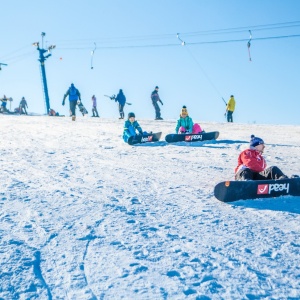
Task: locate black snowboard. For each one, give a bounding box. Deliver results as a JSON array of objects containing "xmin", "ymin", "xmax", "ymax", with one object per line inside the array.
[
  {"xmin": 214, "ymin": 178, "xmax": 300, "ymax": 202},
  {"xmin": 128, "ymin": 132, "xmax": 162, "ymax": 145},
  {"xmin": 165, "ymin": 131, "xmax": 219, "ymax": 143}
]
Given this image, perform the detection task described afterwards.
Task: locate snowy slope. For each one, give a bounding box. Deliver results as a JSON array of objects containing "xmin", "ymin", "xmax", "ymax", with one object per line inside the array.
[{"xmin": 0, "ymin": 115, "xmax": 299, "ymax": 299}]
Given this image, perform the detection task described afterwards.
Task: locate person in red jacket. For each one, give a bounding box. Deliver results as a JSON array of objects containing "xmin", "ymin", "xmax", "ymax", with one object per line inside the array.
[{"xmin": 235, "ymin": 135, "xmax": 288, "ymax": 181}]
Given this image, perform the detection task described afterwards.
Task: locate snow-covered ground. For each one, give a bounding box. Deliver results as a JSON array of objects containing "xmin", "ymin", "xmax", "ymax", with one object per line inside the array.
[{"xmin": 0, "ymin": 115, "xmax": 299, "ymax": 299}]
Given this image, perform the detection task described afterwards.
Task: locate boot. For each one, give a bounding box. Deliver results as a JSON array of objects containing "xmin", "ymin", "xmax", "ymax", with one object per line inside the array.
[{"xmin": 72, "ymin": 115, "xmax": 76, "ymax": 121}]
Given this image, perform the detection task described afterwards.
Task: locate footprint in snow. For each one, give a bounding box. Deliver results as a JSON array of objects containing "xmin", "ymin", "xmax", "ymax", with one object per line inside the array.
[{"xmin": 131, "ymin": 198, "xmax": 141, "ymax": 204}]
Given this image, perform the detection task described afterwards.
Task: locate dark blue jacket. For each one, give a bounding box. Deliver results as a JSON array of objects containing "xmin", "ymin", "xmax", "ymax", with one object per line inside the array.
[{"xmin": 116, "ymin": 92, "xmax": 126, "ymax": 105}]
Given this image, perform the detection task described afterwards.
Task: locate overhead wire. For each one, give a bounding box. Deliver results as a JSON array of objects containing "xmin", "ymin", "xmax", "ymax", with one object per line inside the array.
[
  {"xmin": 176, "ymin": 33, "xmax": 226, "ymax": 106},
  {"xmin": 1, "ymin": 21, "xmax": 300, "ymax": 64}
]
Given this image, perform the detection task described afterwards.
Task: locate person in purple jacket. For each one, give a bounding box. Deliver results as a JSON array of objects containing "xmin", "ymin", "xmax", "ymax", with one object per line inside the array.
[{"xmin": 91, "ymin": 95, "xmax": 99, "ymax": 117}]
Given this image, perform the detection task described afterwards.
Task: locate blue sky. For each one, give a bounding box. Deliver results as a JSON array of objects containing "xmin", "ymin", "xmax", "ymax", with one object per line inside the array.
[{"xmin": 1, "ymin": 0, "xmax": 300, "ymax": 124}]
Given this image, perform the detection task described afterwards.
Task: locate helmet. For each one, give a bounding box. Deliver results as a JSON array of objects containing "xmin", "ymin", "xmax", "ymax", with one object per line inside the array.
[{"xmin": 128, "ymin": 112, "xmax": 135, "ymax": 118}]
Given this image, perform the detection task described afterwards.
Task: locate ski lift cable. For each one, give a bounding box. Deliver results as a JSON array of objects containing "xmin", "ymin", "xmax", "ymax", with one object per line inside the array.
[
  {"xmin": 177, "ymin": 33, "xmax": 225, "ymax": 104},
  {"xmin": 181, "ymin": 21, "xmax": 300, "ymax": 37},
  {"xmin": 56, "ymin": 33, "xmax": 300, "ymax": 51},
  {"xmin": 0, "ymin": 45, "xmax": 33, "ymax": 61},
  {"xmin": 54, "ymin": 21, "xmax": 300, "ymax": 44}
]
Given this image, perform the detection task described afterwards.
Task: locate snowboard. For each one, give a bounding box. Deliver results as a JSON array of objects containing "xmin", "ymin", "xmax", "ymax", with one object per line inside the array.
[
  {"xmin": 104, "ymin": 95, "xmax": 132, "ymax": 105},
  {"xmin": 214, "ymin": 177, "xmax": 300, "ymax": 202},
  {"xmin": 128, "ymin": 132, "xmax": 162, "ymax": 145},
  {"xmin": 77, "ymin": 101, "xmax": 88, "ymax": 115},
  {"xmin": 165, "ymin": 131, "xmax": 219, "ymax": 143}
]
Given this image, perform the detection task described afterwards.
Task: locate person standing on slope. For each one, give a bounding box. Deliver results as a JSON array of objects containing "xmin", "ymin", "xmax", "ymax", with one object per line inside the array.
[
  {"xmin": 91, "ymin": 95, "xmax": 99, "ymax": 117},
  {"xmin": 175, "ymin": 105, "xmax": 204, "ymax": 134},
  {"xmin": 225, "ymin": 95, "xmax": 236, "ymax": 122},
  {"xmin": 123, "ymin": 112, "xmax": 143, "ymax": 143},
  {"xmin": 235, "ymin": 135, "xmax": 291, "ymax": 181},
  {"xmin": 151, "ymin": 86, "xmax": 163, "ymax": 120},
  {"xmin": 115, "ymin": 89, "xmax": 126, "ymax": 119},
  {"xmin": 62, "ymin": 83, "xmax": 81, "ymax": 121},
  {"xmin": 19, "ymin": 97, "xmax": 28, "ymax": 115}
]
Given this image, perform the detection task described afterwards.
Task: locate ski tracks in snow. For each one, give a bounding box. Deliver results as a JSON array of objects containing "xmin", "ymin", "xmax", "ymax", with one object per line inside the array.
[{"xmin": 1, "ymin": 117, "xmax": 300, "ymax": 299}]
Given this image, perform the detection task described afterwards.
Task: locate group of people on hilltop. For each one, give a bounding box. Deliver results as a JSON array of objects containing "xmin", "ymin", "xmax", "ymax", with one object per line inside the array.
[
  {"xmin": 0, "ymin": 95, "xmax": 28, "ymax": 114},
  {"xmin": 61, "ymin": 84, "xmax": 165, "ymax": 122},
  {"xmin": 61, "ymin": 83, "xmax": 237, "ymax": 123}
]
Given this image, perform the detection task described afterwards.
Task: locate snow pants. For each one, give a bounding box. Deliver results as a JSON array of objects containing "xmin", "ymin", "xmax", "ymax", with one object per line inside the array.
[
  {"xmin": 178, "ymin": 123, "xmax": 203, "ymax": 134},
  {"xmin": 92, "ymin": 106, "xmax": 99, "ymax": 117},
  {"xmin": 235, "ymin": 166, "xmax": 287, "ymax": 181},
  {"xmin": 152, "ymin": 100, "xmax": 161, "ymax": 119},
  {"xmin": 69, "ymin": 100, "xmax": 77, "ymax": 116},
  {"xmin": 20, "ymin": 106, "xmax": 27, "ymax": 115},
  {"xmin": 118, "ymin": 103, "xmax": 125, "ymax": 119},
  {"xmin": 227, "ymin": 111, "xmax": 233, "ymax": 122}
]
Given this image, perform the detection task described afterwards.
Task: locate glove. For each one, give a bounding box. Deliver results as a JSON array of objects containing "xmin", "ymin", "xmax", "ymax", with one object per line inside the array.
[
  {"xmin": 224, "ymin": 112, "xmax": 227, "ymax": 116},
  {"xmin": 160, "ymin": 101, "xmax": 164, "ymax": 105},
  {"xmin": 62, "ymin": 100, "xmax": 65, "ymax": 106}
]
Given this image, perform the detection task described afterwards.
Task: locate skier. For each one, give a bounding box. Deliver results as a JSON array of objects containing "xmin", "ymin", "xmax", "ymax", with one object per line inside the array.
[
  {"xmin": 175, "ymin": 106, "xmax": 203, "ymax": 134},
  {"xmin": 235, "ymin": 135, "xmax": 291, "ymax": 181},
  {"xmin": 115, "ymin": 89, "xmax": 126, "ymax": 119},
  {"xmin": 151, "ymin": 86, "xmax": 163, "ymax": 120},
  {"xmin": 62, "ymin": 83, "xmax": 81, "ymax": 121},
  {"xmin": 19, "ymin": 97, "xmax": 28, "ymax": 115},
  {"xmin": 91, "ymin": 95, "xmax": 99, "ymax": 117},
  {"xmin": 225, "ymin": 95, "xmax": 236, "ymax": 122},
  {"xmin": 123, "ymin": 112, "xmax": 143, "ymax": 143}
]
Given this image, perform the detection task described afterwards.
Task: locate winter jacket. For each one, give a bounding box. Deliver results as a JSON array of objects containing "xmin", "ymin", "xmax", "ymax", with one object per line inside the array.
[
  {"xmin": 175, "ymin": 116, "xmax": 194, "ymax": 133},
  {"xmin": 19, "ymin": 99, "xmax": 28, "ymax": 108},
  {"xmin": 151, "ymin": 90, "xmax": 163, "ymax": 104},
  {"xmin": 64, "ymin": 85, "xmax": 81, "ymax": 102},
  {"xmin": 226, "ymin": 96, "xmax": 236, "ymax": 112},
  {"xmin": 92, "ymin": 96, "xmax": 97, "ymax": 107},
  {"xmin": 116, "ymin": 92, "xmax": 126, "ymax": 106},
  {"xmin": 123, "ymin": 120, "xmax": 143, "ymax": 136},
  {"xmin": 235, "ymin": 148, "xmax": 267, "ymax": 174}
]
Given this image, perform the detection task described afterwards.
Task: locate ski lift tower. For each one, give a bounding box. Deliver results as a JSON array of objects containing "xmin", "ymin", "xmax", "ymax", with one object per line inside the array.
[{"xmin": 32, "ymin": 32, "xmax": 56, "ymax": 114}]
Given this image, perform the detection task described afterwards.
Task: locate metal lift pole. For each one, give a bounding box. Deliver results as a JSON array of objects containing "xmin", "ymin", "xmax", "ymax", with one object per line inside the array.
[{"xmin": 33, "ymin": 32, "xmax": 55, "ymax": 114}]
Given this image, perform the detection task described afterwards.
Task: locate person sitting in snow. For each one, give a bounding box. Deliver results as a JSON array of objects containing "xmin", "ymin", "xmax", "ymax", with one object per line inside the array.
[
  {"xmin": 48, "ymin": 108, "xmax": 57, "ymax": 116},
  {"xmin": 123, "ymin": 112, "xmax": 143, "ymax": 143},
  {"xmin": 235, "ymin": 135, "xmax": 295, "ymax": 181},
  {"xmin": 175, "ymin": 105, "xmax": 204, "ymax": 134}
]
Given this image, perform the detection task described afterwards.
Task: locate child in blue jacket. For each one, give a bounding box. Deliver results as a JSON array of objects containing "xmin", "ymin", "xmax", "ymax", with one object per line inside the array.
[{"xmin": 123, "ymin": 112, "xmax": 143, "ymax": 142}]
